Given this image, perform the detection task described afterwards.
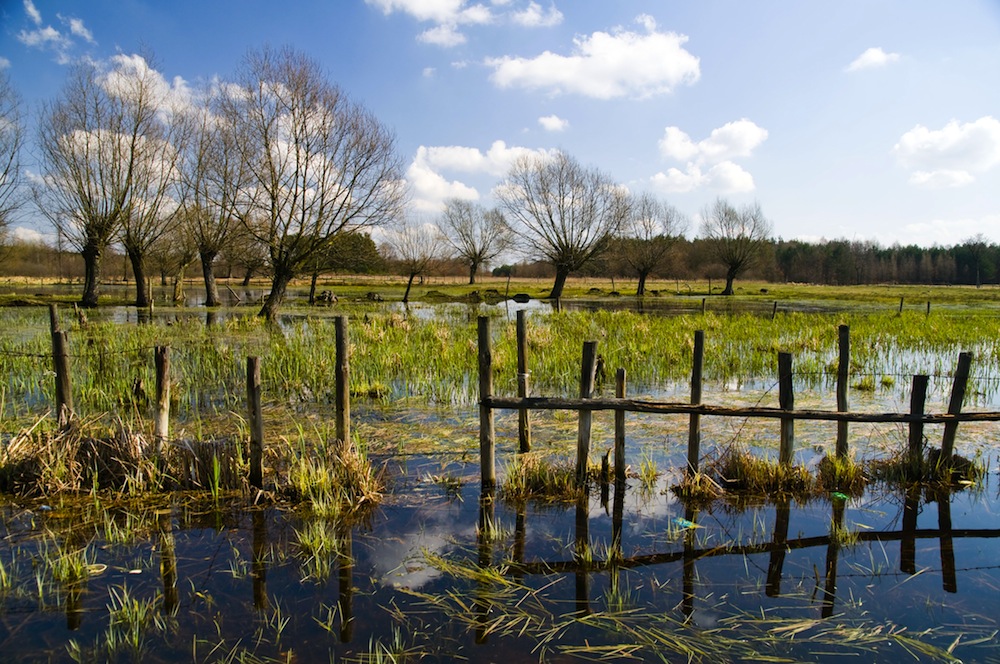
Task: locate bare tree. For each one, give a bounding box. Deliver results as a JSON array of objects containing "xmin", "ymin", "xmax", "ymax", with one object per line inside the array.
[
  {"xmin": 220, "ymin": 46, "xmax": 405, "ymax": 320},
  {"xmin": 438, "ymin": 198, "xmax": 511, "ymax": 284},
  {"xmin": 176, "ymin": 99, "xmax": 247, "ymax": 306},
  {"xmin": 496, "ymin": 151, "xmax": 630, "ymax": 299},
  {"xmin": 700, "ymin": 198, "xmax": 772, "ymax": 295},
  {"xmin": 35, "ymin": 56, "xmax": 182, "ymax": 307},
  {"xmin": 0, "ymin": 71, "xmax": 24, "ymax": 240},
  {"xmin": 619, "ymin": 192, "xmax": 687, "ymax": 296},
  {"xmin": 384, "ymin": 219, "xmax": 445, "ymax": 304}
]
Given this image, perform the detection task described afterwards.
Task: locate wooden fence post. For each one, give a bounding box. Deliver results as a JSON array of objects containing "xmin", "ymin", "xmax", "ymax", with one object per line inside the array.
[
  {"xmin": 516, "ymin": 310, "xmax": 531, "ymax": 453},
  {"xmin": 49, "ymin": 304, "xmax": 73, "ymax": 427},
  {"xmin": 614, "ymin": 368, "xmax": 626, "ymax": 484},
  {"xmin": 908, "ymin": 374, "xmax": 929, "ymax": 480},
  {"xmin": 836, "ymin": 325, "xmax": 850, "ymax": 458},
  {"xmin": 247, "ymin": 357, "xmax": 264, "ymax": 489},
  {"xmin": 335, "ymin": 315, "xmax": 351, "ymax": 450},
  {"xmin": 687, "ymin": 330, "xmax": 705, "ymax": 476},
  {"xmin": 576, "ymin": 341, "xmax": 598, "ymax": 487},
  {"xmin": 478, "ymin": 317, "xmax": 496, "ymax": 489},
  {"xmin": 154, "ymin": 346, "xmax": 170, "ymax": 459},
  {"xmin": 778, "ymin": 352, "xmax": 794, "ymax": 466},
  {"xmin": 941, "ymin": 352, "xmax": 972, "ymax": 460}
]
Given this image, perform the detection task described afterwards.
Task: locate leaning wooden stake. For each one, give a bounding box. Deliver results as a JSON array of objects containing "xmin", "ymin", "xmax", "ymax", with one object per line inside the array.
[
  {"xmin": 154, "ymin": 346, "xmax": 170, "ymax": 459},
  {"xmin": 478, "ymin": 317, "xmax": 496, "ymax": 489},
  {"xmin": 835, "ymin": 325, "xmax": 850, "ymax": 458},
  {"xmin": 614, "ymin": 368, "xmax": 627, "ymax": 484},
  {"xmin": 576, "ymin": 341, "xmax": 598, "ymax": 488},
  {"xmin": 908, "ymin": 375, "xmax": 929, "ymax": 480},
  {"xmin": 247, "ymin": 356, "xmax": 264, "ymax": 489},
  {"xmin": 941, "ymin": 352, "xmax": 972, "ymax": 460},
  {"xmin": 687, "ymin": 330, "xmax": 705, "ymax": 476},
  {"xmin": 516, "ymin": 310, "xmax": 531, "ymax": 453},
  {"xmin": 778, "ymin": 352, "xmax": 794, "ymax": 466},
  {"xmin": 335, "ymin": 315, "xmax": 351, "ymax": 449}
]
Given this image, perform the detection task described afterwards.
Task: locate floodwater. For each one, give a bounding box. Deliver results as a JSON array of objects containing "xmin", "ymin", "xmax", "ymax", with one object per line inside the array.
[{"xmin": 1, "ymin": 455, "xmax": 998, "ymax": 662}]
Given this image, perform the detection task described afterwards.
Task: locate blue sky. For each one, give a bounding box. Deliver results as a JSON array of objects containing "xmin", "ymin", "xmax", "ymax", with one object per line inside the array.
[{"xmin": 2, "ymin": 0, "xmax": 999, "ymax": 247}]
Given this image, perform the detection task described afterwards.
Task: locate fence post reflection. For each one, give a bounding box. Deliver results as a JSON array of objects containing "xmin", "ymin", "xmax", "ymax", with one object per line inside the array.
[
  {"xmin": 682, "ymin": 505, "xmax": 698, "ymax": 622},
  {"xmin": 901, "ymin": 484, "xmax": 919, "ymax": 575},
  {"xmin": 475, "ymin": 489, "xmax": 495, "ymax": 644},
  {"xmin": 766, "ymin": 498, "xmax": 791, "ymax": 597},
  {"xmin": 821, "ymin": 500, "xmax": 845, "ymax": 618},
  {"xmin": 159, "ymin": 509, "xmax": 178, "ymax": 615},
  {"xmin": 935, "ymin": 487, "xmax": 957, "ymax": 593},
  {"xmin": 251, "ymin": 509, "xmax": 268, "ymax": 611},
  {"xmin": 575, "ymin": 491, "xmax": 591, "ymax": 615},
  {"xmin": 338, "ymin": 522, "xmax": 354, "ymax": 642}
]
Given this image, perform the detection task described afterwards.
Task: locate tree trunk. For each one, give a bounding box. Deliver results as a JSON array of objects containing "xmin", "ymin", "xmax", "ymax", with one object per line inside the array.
[
  {"xmin": 80, "ymin": 241, "xmax": 103, "ymax": 308},
  {"xmin": 549, "ymin": 267, "xmax": 570, "ymax": 299},
  {"xmin": 469, "ymin": 261, "xmax": 479, "ymax": 285},
  {"xmin": 722, "ymin": 269, "xmax": 736, "ymax": 296},
  {"xmin": 309, "ymin": 271, "xmax": 319, "ymax": 305},
  {"xmin": 258, "ymin": 269, "xmax": 294, "ymax": 321},
  {"xmin": 128, "ymin": 249, "xmax": 150, "ymax": 308},
  {"xmin": 403, "ymin": 272, "xmax": 416, "ymax": 304},
  {"xmin": 173, "ymin": 264, "xmax": 185, "ymax": 304},
  {"xmin": 200, "ymin": 249, "xmax": 221, "ymax": 307},
  {"xmin": 242, "ymin": 267, "xmax": 253, "ymax": 287},
  {"xmin": 636, "ymin": 270, "xmax": 649, "ymax": 297}
]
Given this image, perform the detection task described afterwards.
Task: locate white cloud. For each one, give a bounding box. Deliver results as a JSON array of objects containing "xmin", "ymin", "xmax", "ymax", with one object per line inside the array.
[
  {"xmin": 62, "ymin": 15, "xmax": 95, "ymax": 44},
  {"xmin": 0, "ymin": 58, "xmax": 10, "ymax": 70},
  {"xmin": 893, "ymin": 116, "xmax": 1000, "ymax": 188},
  {"xmin": 422, "ymin": 67, "xmax": 436, "ymax": 77},
  {"xmin": 406, "ymin": 140, "xmax": 555, "ymax": 211},
  {"xmin": 418, "ymin": 24, "xmax": 466, "ymax": 46},
  {"xmin": 18, "ymin": 25, "xmax": 68, "ymax": 49},
  {"xmin": 12, "ymin": 226, "xmax": 52, "ymax": 244},
  {"xmin": 659, "ymin": 119, "xmax": 768, "ymax": 164},
  {"xmin": 365, "ymin": 0, "xmax": 492, "ymax": 25},
  {"xmin": 486, "ymin": 15, "xmax": 699, "ymax": 99},
  {"xmin": 846, "ymin": 47, "xmax": 900, "ymax": 72},
  {"xmin": 511, "ymin": 2, "xmax": 562, "ymax": 28},
  {"xmin": 24, "ymin": 0, "xmax": 41, "ymax": 25},
  {"xmin": 654, "ymin": 119, "xmax": 766, "ymax": 193},
  {"xmin": 651, "ymin": 161, "xmax": 756, "ymax": 194},
  {"xmin": 100, "ymin": 54, "xmax": 196, "ymax": 116},
  {"xmin": 538, "ymin": 114, "xmax": 568, "ymax": 131}
]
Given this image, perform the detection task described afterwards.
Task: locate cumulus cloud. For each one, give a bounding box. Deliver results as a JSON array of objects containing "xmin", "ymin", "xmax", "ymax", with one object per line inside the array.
[
  {"xmin": 24, "ymin": 0, "xmax": 41, "ymax": 25},
  {"xmin": 406, "ymin": 140, "xmax": 555, "ymax": 210},
  {"xmin": 511, "ymin": 2, "xmax": 562, "ymax": 27},
  {"xmin": 538, "ymin": 114, "xmax": 568, "ymax": 131},
  {"xmin": 486, "ymin": 15, "xmax": 699, "ymax": 98},
  {"xmin": 418, "ymin": 24, "xmax": 466, "ymax": 46},
  {"xmin": 62, "ymin": 15, "xmax": 95, "ymax": 44},
  {"xmin": 901, "ymin": 214, "xmax": 1000, "ymax": 246},
  {"xmin": 651, "ymin": 162, "xmax": 756, "ymax": 194},
  {"xmin": 0, "ymin": 58, "xmax": 10, "ymax": 70},
  {"xmin": 652, "ymin": 119, "xmax": 767, "ymax": 194},
  {"xmin": 846, "ymin": 47, "xmax": 900, "ymax": 72},
  {"xmin": 893, "ymin": 116, "xmax": 1000, "ymax": 187},
  {"xmin": 100, "ymin": 54, "xmax": 196, "ymax": 116}
]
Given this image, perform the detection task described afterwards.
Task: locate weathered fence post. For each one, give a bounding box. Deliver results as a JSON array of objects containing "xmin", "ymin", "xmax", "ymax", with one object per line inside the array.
[
  {"xmin": 614, "ymin": 368, "xmax": 626, "ymax": 484},
  {"xmin": 576, "ymin": 341, "xmax": 598, "ymax": 487},
  {"xmin": 49, "ymin": 304, "xmax": 73, "ymax": 428},
  {"xmin": 478, "ymin": 317, "xmax": 496, "ymax": 489},
  {"xmin": 700, "ymin": 297, "xmax": 706, "ymax": 315},
  {"xmin": 778, "ymin": 352, "xmax": 794, "ymax": 466},
  {"xmin": 771, "ymin": 301, "xmax": 778, "ymax": 320},
  {"xmin": 154, "ymin": 346, "xmax": 170, "ymax": 459},
  {"xmin": 836, "ymin": 325, "xmax": 850, "ymax": 458},
  {"xmin": 908, "ymin": 374, "xmax": 929, "ymax": 480},
  {"xmin": 941, "ymin": 352, "xmax": 972, "ymax": 460},
  {"xmin": 335, "ymin": 315, "xmax": 351, "ymax": 449},
  {"xmin": 898, "ymin": 296, "xmax": 904, "ymax": 314},
  {"xmin": 516, "ymin": 310, "xmax": 531, "ymax": 453},
  {"xmin": 687, "ymin": 330, "xmax": 705, "ymax": 476},
  {"xmin": 247, "ymin": 356, "xmax": 264, "ymax": 489}
]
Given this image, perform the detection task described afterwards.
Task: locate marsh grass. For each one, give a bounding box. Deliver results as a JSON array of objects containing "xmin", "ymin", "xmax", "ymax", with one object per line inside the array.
[
  {"xmin": 817, "ymin": 453, "xmax": 869, "ymax": 495},
  {"xmin": 869, "ymin": 446, "xmax": 986, "ymax": 486},
  {"xmin": 499, "ymin": 453, "xmax": 583, "ymax": 504},
  {"xmin": 284, "ymin": 432, "xmax": 384, "ymax": 521},
  {"xmin": 708, "ymin": 445, "xmax": 816, "ymax": 496}
]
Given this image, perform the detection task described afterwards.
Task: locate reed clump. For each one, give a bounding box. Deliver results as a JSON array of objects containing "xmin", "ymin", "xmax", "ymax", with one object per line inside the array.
[
  {"xmin": 284, "ymin": 438, "xmax": 384, "ymax": 521},
  {"xmin": 499, "ymin": 453, "xmax": 584, "ymax": 504},
  {"xmin": 707, "ymin": 446, "xmax": 816, "ymax": 496},
  {"xmin": 869, "ymin": 447, "xmax": 985, "ymax": 486},
  {"xmin": 816, "ymin": 454, "xmax": 868, "ymax": 496}
]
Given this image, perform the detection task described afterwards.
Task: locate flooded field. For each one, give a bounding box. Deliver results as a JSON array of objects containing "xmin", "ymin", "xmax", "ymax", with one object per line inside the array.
[{"xmin": 0, "ymin": 290, "xmax": 999, "ymax": 661}]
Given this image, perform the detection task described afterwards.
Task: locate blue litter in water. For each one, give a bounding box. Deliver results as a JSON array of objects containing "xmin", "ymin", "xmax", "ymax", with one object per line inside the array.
[{"xmin": 672, "ymin": 517, "xmax": 697, "ymax": 529}]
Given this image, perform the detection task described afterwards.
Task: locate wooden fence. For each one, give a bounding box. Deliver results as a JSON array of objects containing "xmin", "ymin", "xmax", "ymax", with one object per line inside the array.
[{"xmin": 477, "ymin": 313, "xmax": 999, "ymax": 489}]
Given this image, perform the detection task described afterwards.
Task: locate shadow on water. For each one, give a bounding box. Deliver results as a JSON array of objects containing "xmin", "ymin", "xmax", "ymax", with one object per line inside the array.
[{"xmin": 2, "ymin": 459, "xmax": 999, "ymax": 662}]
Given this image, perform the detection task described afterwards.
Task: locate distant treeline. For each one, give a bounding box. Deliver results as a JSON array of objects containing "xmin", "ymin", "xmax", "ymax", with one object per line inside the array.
[{"xmin": 3, "ymin": 235, "xmax": 998, "ymax": 288}]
